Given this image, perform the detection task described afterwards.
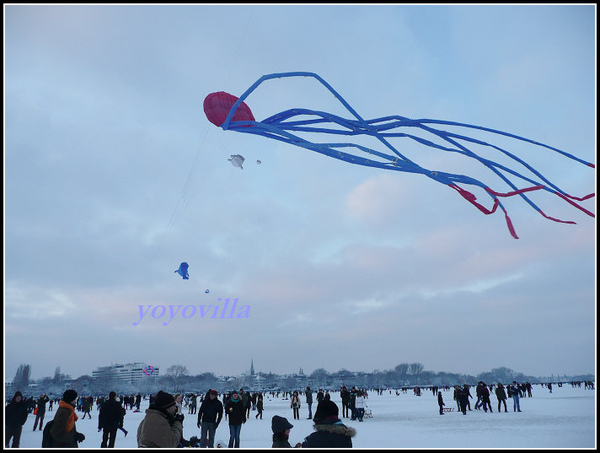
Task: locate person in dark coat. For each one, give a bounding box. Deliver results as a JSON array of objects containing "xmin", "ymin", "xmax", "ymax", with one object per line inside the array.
[
  {"xmin": 305, "ymin": 386, "xmax": 313, "ymax": 419},
  {"xmin": 50, "ymin": 389, "xmax": 86, "ymax": 448},
  {"xmin": 302, "ymin": 399, "xmax": 356, "ymax": 448},
  {"xmin": 255, "ymin": 392, "xmax": 264, "ymax": 420},
  {"xmin": 225, "ymin": 390, "xmax": 246, "ymax": 448},
  {"xmin": 81, "ymin": 396, "xmax": 93, "ymax": 419},
  {"xmin": 316, "ymin": 389, "xmax": 325, "ymax": 404},
  {"xmin": 271, "ymin": 415, "xmax": 301, "ymax": 448},
  {"xmin": 340, "ymin": 386, "xmax": 351, "ymax": 418},
  {"xmin": 456, "ymin": 386, "xmax": 469, "ymax": 415},
  {"xmin": 463, "ymin": 384, "xmax": 473, "ymax": 410},
  {"xmin": 480, "ymin": 383, "xmax": 493, "ymax": 413},
  {"xmin": 452, "ymin": 385, "xmax": 461, "ymax": 411},
  {"xmin": 33, "ymin": 393, "xmax": 50, "ymax": 431},
  {"xmin": 437, "ymin": 390, "xmax": 445, "ymax": 415},
  {"xmin": 495, "ymin": 383, "xmax": 508, "ymax": 412},
  {"xmin": 197, "ymin": 389, "xmax": 223, "ymax": 448},
  {"xmin": 5, "ymin": 391, "xmax": 29, "ymax": 448},
  {"xmin": 98, "ymin": 391, "xmax": 126, "ymax": 448}
]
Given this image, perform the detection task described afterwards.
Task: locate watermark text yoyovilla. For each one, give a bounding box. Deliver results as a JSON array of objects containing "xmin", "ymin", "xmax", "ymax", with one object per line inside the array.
[{"xmin": 132, "ymin": 298, "xmax": 249, "ymax": 326}]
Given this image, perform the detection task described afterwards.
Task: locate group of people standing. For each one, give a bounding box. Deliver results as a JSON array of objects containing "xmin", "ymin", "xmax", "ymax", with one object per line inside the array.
[
  {"xmin": 449, "ymin": 381, "xmax": 525, "ymax": 415},
  {"xmin": 5, "ymin": 389, "xmax": 128, "ymax": 449},
  {"xmin": 136, "ymin": 387, "xmax": 356, "ymax": 448},
  {"xmin": 340, "ymin": 386, "xmax": 368, "ymax": 422},
  {"xmin": 11, "ymin": 387, "xmax": 357, "ymax": 449}
]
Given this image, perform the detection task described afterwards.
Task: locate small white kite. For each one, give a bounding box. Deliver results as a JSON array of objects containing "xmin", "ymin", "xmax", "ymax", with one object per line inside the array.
[{"xmin": 228, "ymin": 154, "xmax": 245, "ymax": 169}]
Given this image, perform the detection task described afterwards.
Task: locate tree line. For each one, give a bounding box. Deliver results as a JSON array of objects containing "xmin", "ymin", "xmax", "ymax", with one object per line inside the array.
[{"xmin": 7, "ymin": 362, "xmax": 594, "ymax": 397}]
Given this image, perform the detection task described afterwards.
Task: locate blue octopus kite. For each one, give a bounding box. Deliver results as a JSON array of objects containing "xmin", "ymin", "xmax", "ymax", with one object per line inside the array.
[{"xmin": 203, "ymin": 72, "xmax": 595, "ymax": 239}]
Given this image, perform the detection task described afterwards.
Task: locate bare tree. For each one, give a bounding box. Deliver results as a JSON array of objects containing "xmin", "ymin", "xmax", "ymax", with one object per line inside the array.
[
  {"xmin": 13, "ymin": 364, "xmax": 31, "ymax": 390},
  {"xmin": 395, "ymin": 363, "xmax": 409, "ymax": 376},
  {"xmin": 165, "ymin": 365, "xmax": 189, "ymax": 392},
  {"xmin": 407, "ymin": 363, "xmax": 425, "ymax": 384},
  {"xmin": 408, "ymin": 363, "xmax": 424, "ymax": 376},
  {"xmin": 309, "ymin": 368, "xmax": 328, "ymax": 386}
]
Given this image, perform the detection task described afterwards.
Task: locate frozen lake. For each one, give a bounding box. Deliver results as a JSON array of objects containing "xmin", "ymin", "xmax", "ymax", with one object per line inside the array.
[{"xmin": 15, "ymin": 384, "xmax": 596, "ymax": 449}]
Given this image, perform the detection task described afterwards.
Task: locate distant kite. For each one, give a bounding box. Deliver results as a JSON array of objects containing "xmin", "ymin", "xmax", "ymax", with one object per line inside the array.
[
  {"xmin": 143, "ymin": 365, "xmax": 155, "ymax": 376},
  {"xmin": 203, "ymin": 72, "xmax": 595, "ymax": 239},
  {"xmin": 228, "ymin": 154, "xmax": 245, "ymax": 169},
  {"xmin": 175, "ymin": 262, "xmax": 189, "ymax": 279}
]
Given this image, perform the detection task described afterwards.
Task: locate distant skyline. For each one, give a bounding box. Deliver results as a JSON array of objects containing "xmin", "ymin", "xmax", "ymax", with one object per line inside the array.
[
  {"xmin": 8, "ymin": 357, "xmax": 594, "ymax": 383},
  {"xmin": 5, "ymin": 4, "xmax": 596, "ymax": 383}
]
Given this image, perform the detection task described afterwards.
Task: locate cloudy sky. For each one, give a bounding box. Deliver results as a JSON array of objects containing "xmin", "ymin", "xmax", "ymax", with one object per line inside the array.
[{"xmin": 5, "ymin": 4, "xmax": 596, "ymax": 382}]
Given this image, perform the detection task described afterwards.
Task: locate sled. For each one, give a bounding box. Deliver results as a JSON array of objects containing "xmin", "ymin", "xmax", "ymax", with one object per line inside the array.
[
  {"xmin": 443, "ymin": 407, "xmax": 454, "ymax": 412},
  {"xmin": 364, "ymin": 409, "xmax": 373, "ymax": 418}
]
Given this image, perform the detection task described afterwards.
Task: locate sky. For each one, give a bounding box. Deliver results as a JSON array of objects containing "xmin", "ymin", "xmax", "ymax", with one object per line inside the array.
[{"xmin": 4, "ymin": 4, "xmax": 596, "ymax": 382}]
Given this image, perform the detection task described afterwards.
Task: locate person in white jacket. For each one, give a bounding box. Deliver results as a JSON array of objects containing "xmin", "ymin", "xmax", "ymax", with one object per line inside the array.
[{"xmin": 354, "ymin": 391, "xmax": 366, "ymax": 422}]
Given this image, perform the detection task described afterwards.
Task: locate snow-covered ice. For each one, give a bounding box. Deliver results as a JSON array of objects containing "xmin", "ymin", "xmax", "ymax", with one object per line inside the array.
[{"xmin": 14, "ymin": 384, "xmax": 595, "ymax": 449}]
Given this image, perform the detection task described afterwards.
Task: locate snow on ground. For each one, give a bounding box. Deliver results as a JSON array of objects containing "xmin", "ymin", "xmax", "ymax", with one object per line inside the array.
[{"xmin": 15, "ymin": 384, "xmax": 595, "ymax": 449}]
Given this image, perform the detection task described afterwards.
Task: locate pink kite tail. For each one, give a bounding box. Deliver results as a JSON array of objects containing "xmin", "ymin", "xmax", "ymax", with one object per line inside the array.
[
  {"xmin": 450, "ymin": 184, "xmax": 499, "ymax": 215},
  {"xmin": 558, "ymin": 192, "xmax": 595, "ymax": 202},
  {"xmin": 451, "ymin": 184, "xmax": 519, "ymax": 238},
  {"xmin": 554, "ymin": 192, "xmax": 595, "ymax": 218},
  {"xmin": 537, "ymin": 210, "xmax": 577, "ymax": 225},
  {"xmin": 500, "ymin": 207, "xmax": 519, "ymax": 239},
  {"xmin": 485, "ymin": 185, "xmax": 545, "ymax": 198}
]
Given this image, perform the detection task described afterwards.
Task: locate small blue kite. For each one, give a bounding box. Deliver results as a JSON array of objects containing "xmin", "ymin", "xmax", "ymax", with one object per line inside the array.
[{"xmin": 175, "ymin": 262, "xmax": 189, "ymax": 280}]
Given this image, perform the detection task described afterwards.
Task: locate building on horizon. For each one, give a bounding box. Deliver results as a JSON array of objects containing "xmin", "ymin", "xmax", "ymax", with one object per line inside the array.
[{"xmin": 92, "ymin": 362, "xmax": 159, "ymax": 384}]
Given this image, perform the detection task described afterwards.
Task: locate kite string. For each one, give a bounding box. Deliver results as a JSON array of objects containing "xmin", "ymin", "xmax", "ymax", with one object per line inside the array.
[
  {"xmin": 154, "ymin": 9, "xmax": 256, "ymax": 260},
  {"xmin": 153, "ymin": 121, "xmax": 212, "ymax": 259},
  {"xmin": 223, "ymin": 7, "xmax": 254, "ymax": 91}
]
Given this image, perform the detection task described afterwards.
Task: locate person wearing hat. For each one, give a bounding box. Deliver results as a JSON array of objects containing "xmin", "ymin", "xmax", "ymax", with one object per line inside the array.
[
  {"xmin": 271, "ymin": 415, "xmax": 302, "ymax": 448},
  {"xmin": 301, "ymin": 399, "xmax": 356, "ymax": 448},
  {"xmin": 137, "ymin": 390, "xmax": 183, "ymax": 448},
  {"xmin": 5, "ymin": 391, "xmax": 29, "ymax": 448},
  {"xmin": 224, "ymin": 390, "xmax": 246, "ymax": 448},
  {"xmin": 197, "ymin": 389, "xmax": 223, "ymax": 448},
  {"xmin": 49, "ymin": 389, "xmax": 86, "ymax": 447}
]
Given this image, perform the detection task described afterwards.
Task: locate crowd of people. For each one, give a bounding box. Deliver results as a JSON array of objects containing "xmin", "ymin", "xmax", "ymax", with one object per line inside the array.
[{"xmin": 5, "ymin": 380, "xmax": 592, "ymax": 448}]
